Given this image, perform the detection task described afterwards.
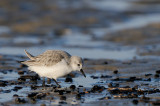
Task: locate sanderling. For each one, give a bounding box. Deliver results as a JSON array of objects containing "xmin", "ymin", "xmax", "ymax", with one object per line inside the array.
[{"xmin": 21, "ymin": 50, "xmax": 86, "ymax": 87}]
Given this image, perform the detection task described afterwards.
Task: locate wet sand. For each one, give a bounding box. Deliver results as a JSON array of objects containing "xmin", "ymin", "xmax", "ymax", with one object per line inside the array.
[
  {"xmin": 0, "ymin": 0, "xmax": 160, "ymax": 105},
  {"xmin": 0, "ymin": 52, "xmax": 160, "ymax": 105}
]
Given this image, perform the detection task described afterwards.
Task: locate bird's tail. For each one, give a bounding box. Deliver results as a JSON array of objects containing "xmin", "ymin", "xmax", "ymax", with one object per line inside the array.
[{"xmin": 24, "ymin": 49, "xmax": 35, "ymax": 60}]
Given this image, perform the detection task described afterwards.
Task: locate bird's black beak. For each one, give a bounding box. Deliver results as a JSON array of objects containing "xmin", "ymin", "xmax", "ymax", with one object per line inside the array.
[{"xmin": 80, "ymin": 69, "xmax": 86, "ymax": 78}]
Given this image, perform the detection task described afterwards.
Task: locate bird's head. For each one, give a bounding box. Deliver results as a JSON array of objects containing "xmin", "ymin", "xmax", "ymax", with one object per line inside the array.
[{"xmin": 70, "ymin": 56, "xmax": 86, "ymax": 78}]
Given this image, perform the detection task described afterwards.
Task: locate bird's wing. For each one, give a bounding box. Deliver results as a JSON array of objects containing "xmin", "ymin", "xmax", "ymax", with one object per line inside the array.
[{"xmin": 21, "ymin": 50, "xmax": 71, "ymax": 66}]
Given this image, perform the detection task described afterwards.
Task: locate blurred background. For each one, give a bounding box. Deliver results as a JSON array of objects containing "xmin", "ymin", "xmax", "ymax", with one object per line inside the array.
[{"xmin": 0, "ymin": 0, "xmax": 160, "ymax": 60}]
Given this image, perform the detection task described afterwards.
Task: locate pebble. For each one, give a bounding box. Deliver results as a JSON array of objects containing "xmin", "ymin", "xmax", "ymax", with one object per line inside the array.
[
  {"xmin": 20, "ymin": 75, "xmax": 40, "ymax": 81},
  {"xmin": 156, "ymin": 70, "xmax": 160, "ymax": 74},
  {"xmin": 103, "ymin": 61, "xmax": 108, "ymax": 64},
  {"xmin": 58, "ymin": 90, "xmax": 64, "ymax": 95},
  {"xmin": 3, "ymin": 90, "xmax": 11, "ymax": 93},
  {"xmin": 60, "ymin": 96, "xmax": 66, "ymax": 100},
  {"xmin": 100, "ymin": 75, "xmax": 112, "ymax": 78},
  {"xmin": 2, "ymin": 71, "xmax": 7, "ymax": 74},
  {"xmin": 70, "ymin": 85, "xmax": 76, "ymax": 90},
  {"xmin": 15, "ymin": 98, "xmax": 26, "ymax": 104},
  {"xmin": 91, "ymin": 85, "xmax": 105, "ymax": 93},
  {"xmin": 76, "ymin": 94, "xmax": 81, "ymax": 100},
  {"xmin": 0, "ymin": 81, "xmax": 7, "ymax": 87},
  {"xmin": 108, "ymin": 83, "xmax": 119, "ymax": 87},
  {"xmin": 113, "ymin": 70, "xmax": 118, "ymax": 74},
  {"xmin": 30, "ymin": 98, "xmax": 36, "ymax": 104},
  {"xmin": 18, "ymin": 71, "xmax": 24, "ymax": 75},
  {"xmin": 13, "ymin": 94, "xmax": 19, "ymax": 98},
  {"xmin": 145, "ymin": 73, "xmax": 152, "ymax": 76},
  {"xmin": 90, "ymin": 75, "xmax": 99, "ymax": 79},
  {"xmin": 140, "ymin": 96, "xmax": 150, "ymax": 101},
  {"xmin": 41, "ymin": 104, "xmax": 46, "ymax": 106},
  {"xmin": 18, "ymin": 77, "xmax": 26, "ymax": 82},
  {"xmin": 152, "ymin": 102, "xmax": 160, "ymax": 106},
  {"xmin": 78, "ymin": 85, "xmax": 83, "ymax": 87},
  {"xmin": 65, "ymin": 77, "xmax": 73, "ymax": 82},
  {"xmin": 30, "ymin": 85, "xmax": 37, "ymax": 90},
  {"xmin": 14, "ymin": 86, "xmax": 23, "ymax": 90},
  {"xmin": 154, "ymin": 74, "xmax": 159, "ymax": 78},
  {"xmin": 59, "ymin": 101, "xmax": 67, "ymax": 104},
  {"xmin": 99, "ymin": 96, "xmax": 111, "ymax": 100},
  {"xmin": 66, "ymin": 90, "xmax": 71, "ymax": 93},
  {"xmin": 36, "ymin": 93, "xmax": 46, "ymax": 99},
  {"xmin": 28, "ymin": 93, "xmax": 38, "ymax": 98}
]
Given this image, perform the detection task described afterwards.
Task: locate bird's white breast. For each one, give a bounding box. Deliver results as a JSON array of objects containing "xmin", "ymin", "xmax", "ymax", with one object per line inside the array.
[{"xmin": 28, "ymin": 59, "xmax": 72, "ymax": 79}]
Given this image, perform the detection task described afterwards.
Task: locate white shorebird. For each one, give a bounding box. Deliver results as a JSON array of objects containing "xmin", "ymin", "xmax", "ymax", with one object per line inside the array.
[{"xmin": 21, "ymin": 50, "xmax": 86, "ymax": 87}]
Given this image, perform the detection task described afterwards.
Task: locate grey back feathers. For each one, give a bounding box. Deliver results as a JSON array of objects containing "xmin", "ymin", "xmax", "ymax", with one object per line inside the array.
[{"xmin": 22, "ymin": 50, "xmax": 71, "ymax": 66}]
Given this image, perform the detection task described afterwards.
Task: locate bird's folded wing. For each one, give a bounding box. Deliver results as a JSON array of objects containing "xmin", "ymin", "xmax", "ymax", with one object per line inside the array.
[{"xmin": 22, "ymin": 53, "xmax": 64, "ymax": 66}]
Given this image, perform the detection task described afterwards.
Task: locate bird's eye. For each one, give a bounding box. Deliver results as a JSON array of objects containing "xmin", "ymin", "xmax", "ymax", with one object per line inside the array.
[{"xmin": 77, "ymin": 64, "xmax": 80, "ymax": 66}]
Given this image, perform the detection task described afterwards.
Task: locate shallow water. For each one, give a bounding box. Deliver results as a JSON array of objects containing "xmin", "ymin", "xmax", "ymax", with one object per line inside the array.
[
  {"xmin": 1, "ymin": 0, "xmax": 160, "ymax": 105},
  {"xmin": 0, "ymin": 46, "xmax": 137, "ymax": 60}
]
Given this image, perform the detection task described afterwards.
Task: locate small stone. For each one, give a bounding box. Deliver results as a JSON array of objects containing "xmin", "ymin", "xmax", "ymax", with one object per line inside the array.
[
  {"xmin": 105, "ymin": 96, "xmax": 111, "ymax": 99},
  {"xmin": 91, "ymin": 85, "xmax": 105, "ymax": 93},
  {"xmin": 145, "ymin": 74, "xmax": 152, "ymax": 76},
  {"xmin": 13, "ymin": 94, "xmax": 19, "ymax": 98},
  {"xmin": 108, "ymin": 83, "xmax": 112, "ymax": 87},
  {"xmin": 152, "ymin": 102, "xmax": 160, "ymax": 106},
  {"xmin": 108, "ymin": 83, "xmax": 119, "ymax": 87},
  {"xmin": 18, "ymin": 71, "xmax": 24, "ymax": 75},
  {"xmin": 113, "ymin": 70, "xmax": 118, "ymax": 74},
  {"xmin": 78, "ymin": 85, "xmax": 83, "ymax": 87},
  {"xmin": 2, "ymin": 71, "xmax": 7, "ymax": 74},
  {"xmin": 58, "ymin": 90, "xmax": 64, "ymax": 95},
  {"xmin": 65, "ymin": 77, "xmax": 73, "ymax": 82},
  {"xmin": 103, "ymin": 61, "xmax": 108, "ymax": 64},
  {"xmin": 3, "ymin": 90, "xmax": 11, "ymax": 93},
  {"xmin": 14, "ymin": 86, "xmax": 23, "ymax": 90},
  {"xmin": 15, "ymin": 98, "xmax": 26, "ymax": 104},
  {"xmin": 18, "ymin": 77, "xmax": 26, "ymax": 82},
  {"xmin": 28, "ymin": 93, "xmax": 38, "ymax": 98},
  {"xmin": 100, "ymin": 75, "xmax": 112, "ymax": 78},
  {"xmin": 60, "ymin": 96, "xmax": 66, "ymax": 100},
  {"xmin": 154, "ymin": 74, "xmax": 159, "ymax": 78},
  {"xmin": 36, "ymin": 93, "xmax": 46, "ymax": 99},
  {"xmin": 83, "ymin": 58, "xmax": 89, "ymax": 61},
  {"xmin": 132, "ymin": 99, "xmax": 138, "ymax": 105},
  {"xmin": 30, "ymin": 98, "xmax": 36, "ymax": 104},
  {"xmin": 66, "ymin": 90, "xmax": 71, "ymax": 93},
  {"xmin": 41, "ymin": 104, "xmax": 46, "ymax": 106},
  {"xmin": 133, "ymin": 85, "xmax": 139, "ymax": 89},
  {"xmin": 70, "ymin": 85, "xmax": 76, "ymax": 90},
  {"xmin": 90, "ymin": 75, "xmax": 99, "ymax": 79},
  {"xmin": 59, "ymin": 101, "xmax": 67, "ymax": 104},
  {"xmin": 140, "ymin": 96, "xmax": 150, "ymax": 100},
  {"xmin": 31, "ymin": 85, "xmax": 37, "ymax": 90},
  {"xmin": 156, "ymin": 70, "xmax": 160, "ymax": 74},
  {"xmin": 76, "ymin": 94, "xmax": 81, "ymax": 100},
  {"xmin": 129, "ymin": 77, "xmax": 136, "ymax": 81},
  {"xmin": 0, "ymin": 81, "xmax": 7, "ymax": 87}
]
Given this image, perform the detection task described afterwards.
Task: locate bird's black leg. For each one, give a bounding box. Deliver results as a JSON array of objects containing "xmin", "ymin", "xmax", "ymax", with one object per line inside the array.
[
  {"xmin": 47, "ymin": 78, "xmax": 51, "ymax": 84},
  {"xmin": 42, "ymin": 77, "xmax": 45, "ymax": 87},
  {"xmin": 53, "ymin": 79, "xmax": 61, "ymax": 88}
]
